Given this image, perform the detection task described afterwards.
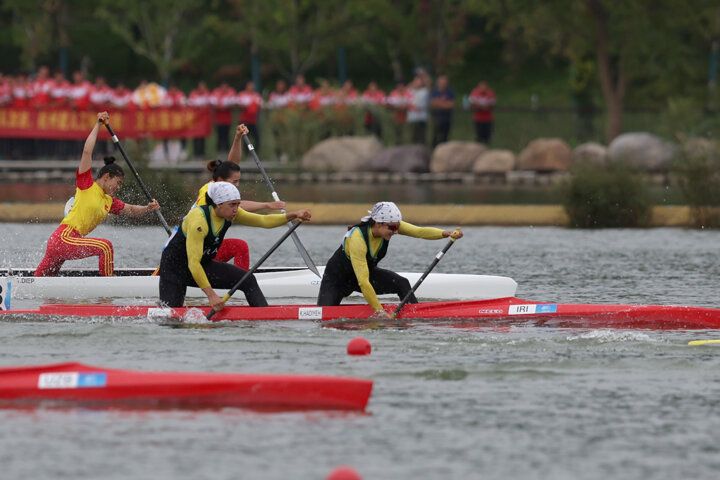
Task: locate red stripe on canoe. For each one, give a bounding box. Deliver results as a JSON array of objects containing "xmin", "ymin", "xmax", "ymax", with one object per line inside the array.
[
  {"xmin": 0, "ymin": 362, "xmax": 373, "ymax": 411},
  {"xmin": 3, "ymin": 298, "xmax": 720, "ymax": 329}
]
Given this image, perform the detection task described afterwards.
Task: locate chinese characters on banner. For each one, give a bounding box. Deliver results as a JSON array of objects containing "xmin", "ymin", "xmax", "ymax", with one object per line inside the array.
[{"xmin": 0, "ymin": 107, "xmax": 212, "ymax": 140}]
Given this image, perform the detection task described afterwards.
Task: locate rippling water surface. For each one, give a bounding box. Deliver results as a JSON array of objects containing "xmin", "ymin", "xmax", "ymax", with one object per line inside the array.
[{"xmin": 1, "ymin": 223, "xmax": 720, "ymax": 480}]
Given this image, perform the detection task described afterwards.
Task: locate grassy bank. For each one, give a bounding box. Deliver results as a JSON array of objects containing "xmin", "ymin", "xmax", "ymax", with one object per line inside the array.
[{"xmin": 0, "ymin": 202, "xmax": 695, "ymax": 227}]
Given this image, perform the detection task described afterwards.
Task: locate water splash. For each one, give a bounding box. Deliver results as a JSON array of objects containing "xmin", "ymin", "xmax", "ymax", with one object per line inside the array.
[{"xmin": 182, "ymin": 308, "xmax": 210, "ymax": 324}]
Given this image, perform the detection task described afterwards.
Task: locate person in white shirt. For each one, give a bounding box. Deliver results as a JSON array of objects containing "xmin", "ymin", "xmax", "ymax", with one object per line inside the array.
[{"xmin": 407, "ymin": 70, "xmax": 431, "ymax": 145}]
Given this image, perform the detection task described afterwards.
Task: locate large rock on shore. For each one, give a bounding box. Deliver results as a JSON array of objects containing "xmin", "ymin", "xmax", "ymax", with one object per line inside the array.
[
  {"xmin": 517, "ymin": 138, "xmax": 572, "ymax": 172},
  {"xmin": 430, "ymin": 141, "xmax": 487, "ymax": 172},
  {"xmin": 607, "ymin": 132, "xmax": 678, "ymax": 172},
  {"xmin": 301, "ymin": 136, "xmax": 383, "ymax": 172},
  {"xmin": 571, "ymin": 142, "xmax": 608, "ymax": 168},
  {"xmin": 366, "ymin": 145, "xmax": 430, "ymax": 173},
  {"xmin": 472, "ymin": 149, "xmax": 515, "ymax": 173}
]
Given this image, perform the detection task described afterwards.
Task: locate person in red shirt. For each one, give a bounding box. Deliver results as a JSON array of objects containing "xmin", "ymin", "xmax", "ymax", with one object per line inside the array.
[
  {"xmin": 161, "ymin": 84, "xmax": 189, "ymax": 163},
  {"xmin": 164, "ymin": 84, "xmax": 187, "ymax": 108},
  {"xmin": 340, "ymin": 79, "xmax": 359, "ymax": 105},
  {"xmin": 236, "ymin": 81, "xmax": 263, "ymax": 150},
  {"xmin": 287, "ymin": 75, "xmax": 313, "ymax": 108},
  {"xmin": 109, "ymin": 83, "xmax": 135, "ymax": 111},
  {"xmin": 267, "ymin": 79, "xmax": 291, "ymax": 162},
  {"xmin": 387, "ymin": 81, "xmax": 414, "ymax": 144},
  {"xmin": 267, "ymin": 79, "xmax": 290, "ymax": 110},
  {"xmin": 311, "ymin": 80, "xmax": 336, "ymax": 111},
  {"xmin": 11, "ymin": 73, "xmax": 29, "ymax": 108},
  {"xmin": 210, "ymin": 82, "xmax": 236, "ymax": 153},
  {"xmin": 29, "ymin": 65, "xmax": 52, "ymax": 109},
  {"xmin": 29, "ymin": 66, "xmax": 54, "ymax": 157},
  {"xmin": 188, "ymin": 81, "xmax": 212, "ymax": 160},
  {"xmin": 469, "ymin": 81, "xmax": 496, "ymax": 144},
  {"xmin": 89, "ymin": 76, "xmax": 113, "ymax": 110},
  {"xmin": 309, "ymin": 80, "xmax": 336, "ymax": 139},
  {"xmin": 361, "ymin": 81, "xmax": 386, "ymax": 139},
  {"xmin": 69, "ymin": 71, "xmax": 92, "ymax": 111},
  {"xmin": 50, "ymin": 71, "xmax": 71, "ymax": 108},
  {"xmin": 35, "ymin": 112, "xmax": 160, "ymax": 277},
  {"xmin": 9, "ymin": 74, "xmax": 31, "ymax": 158},
  {"xmin": 334, "ymin": 79, "xmax": 359, "ymax": 135}
]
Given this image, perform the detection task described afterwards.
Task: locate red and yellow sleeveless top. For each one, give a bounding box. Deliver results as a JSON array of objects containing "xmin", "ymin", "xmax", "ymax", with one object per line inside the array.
[{"xmin": 61, "ymin": 169, "xmax": 125, "ymax": 236}]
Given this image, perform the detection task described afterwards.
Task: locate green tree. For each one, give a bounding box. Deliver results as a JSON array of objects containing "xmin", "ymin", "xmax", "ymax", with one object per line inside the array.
[
  {"xmin": 95, "ymin": 0, "xmax": 206, "ymax": 84},
  {"xmin": 474, "ymin": 0, "xmax": 716, "ymax": 143},
  {"xmin": 206, "ymin": 0, "xmax": 358, "ymax": 81},
  {"xmin": 2, "ymin": 0, "xmax": 66, "ymax": 70},
  {"xmin": 353, "ymin": 0, "xmax": 477, "ymax": 81}
]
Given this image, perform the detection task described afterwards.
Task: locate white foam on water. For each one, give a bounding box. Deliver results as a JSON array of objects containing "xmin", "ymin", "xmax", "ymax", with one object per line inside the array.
[
  {"xmin": 566, "ymin": 329, "xmax": 656, "ymax": 343},
  {"xmin": 182, "ymin": 307, "xmax": 210, "ymax": 324}
]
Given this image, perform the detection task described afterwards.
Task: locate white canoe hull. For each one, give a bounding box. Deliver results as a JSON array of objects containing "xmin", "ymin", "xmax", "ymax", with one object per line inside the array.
[{"xmin": 2, "ymin": 267, "xmax": 517, "ymax": 302}]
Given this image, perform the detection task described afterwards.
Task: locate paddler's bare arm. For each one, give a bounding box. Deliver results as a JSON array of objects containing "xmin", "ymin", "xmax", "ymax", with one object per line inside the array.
[
  {"xmin": 79, "ymin": 112, "xmax": 109, "ymax": 174},
  {"xmin": 202, "ymin": 287, "xmax": 226, "ymax": 312},
  {"xmin": 227, "ymin": 124, "xmax": 249, "ymax": 164},
  {"xmin": 120, "ymin": 199, "xmax": 161, "ymax": 217}
]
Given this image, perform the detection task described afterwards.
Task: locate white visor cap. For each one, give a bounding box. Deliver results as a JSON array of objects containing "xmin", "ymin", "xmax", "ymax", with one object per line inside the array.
[
  {"xmin": 361, "ymin": 201, "xmax": 402, "ymax": 223},
  {"xmin": 208, "ymin": 181, "xmax": 241, "ymax": 205}
]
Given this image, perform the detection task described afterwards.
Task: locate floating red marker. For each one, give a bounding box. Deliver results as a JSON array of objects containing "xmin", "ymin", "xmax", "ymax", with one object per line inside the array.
[
  {"xmin": 346, "ymin": 337, "xmax": 371, "ymax": 356},
  {"xmin": 327, "ymin": 465, "xmax": 362, "ymax": 480}
]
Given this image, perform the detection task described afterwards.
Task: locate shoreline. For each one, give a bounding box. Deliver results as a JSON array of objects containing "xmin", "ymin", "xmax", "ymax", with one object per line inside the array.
[{"xmin": 0, "ymin": 202, "xmax": 695, "ymax": 227}]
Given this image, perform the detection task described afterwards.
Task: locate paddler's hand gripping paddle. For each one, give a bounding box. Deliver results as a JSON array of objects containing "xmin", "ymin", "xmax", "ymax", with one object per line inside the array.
[{"xmin": 206, "ymin": 220, "xmax": 303, "ymax": 320}]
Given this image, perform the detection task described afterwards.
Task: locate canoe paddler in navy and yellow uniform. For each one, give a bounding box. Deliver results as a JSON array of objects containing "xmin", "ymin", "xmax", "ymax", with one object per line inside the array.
[
  {"xmin": 192, "ymin": 124, "xmax": 285, "ymax": 270},
  {"xmin": 159, "ymin": 181, "xmax": 311, "ymax": 311},
  {"xmin": 317, "ymin": 201, "xmax": 463, "ymax": 319},
  {"xmin": 34, "ymin": 112, "xmax": 160, "ymax": 277}
]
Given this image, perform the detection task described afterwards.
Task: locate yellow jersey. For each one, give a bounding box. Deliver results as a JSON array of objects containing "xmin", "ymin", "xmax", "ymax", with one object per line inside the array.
[{"xmin": 61, "ymin": 169, "xmax": 124, "ymax": 236}]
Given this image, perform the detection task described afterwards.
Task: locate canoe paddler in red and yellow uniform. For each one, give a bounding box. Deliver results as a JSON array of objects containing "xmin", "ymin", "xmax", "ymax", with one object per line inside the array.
[
  {"xmin": 34, "ymin": 112, "xmax": 160, "ymax": 277},
  {"xmin": 317, "ymin": 201, "xmax": 463, "ymax": 319},
  {"xmin": 192, "ymin": 124, "xmax": 285, "ymax": 270},
  {"xmin": 159, "ymin": 181, "xmax": 311, "ymax": 311}
]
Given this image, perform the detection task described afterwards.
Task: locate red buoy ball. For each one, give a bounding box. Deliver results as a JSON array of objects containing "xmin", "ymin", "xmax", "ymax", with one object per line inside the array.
[
  {"xmin": 346, "ymin": 337, "xmax": 372, "ymax": 356},
  {"xmin": 326, "ymin": 466, "xmax": 362, "ymax": 480}
]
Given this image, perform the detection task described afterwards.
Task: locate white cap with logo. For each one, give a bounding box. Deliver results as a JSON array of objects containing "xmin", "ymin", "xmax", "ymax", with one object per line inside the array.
[
  {"xmin": 361, "ymin": 201, "xmax": 402, "ymax": 223},
  {"xmin": 208, "ymin": 181, "xmax": 241, "ymax": 204}
]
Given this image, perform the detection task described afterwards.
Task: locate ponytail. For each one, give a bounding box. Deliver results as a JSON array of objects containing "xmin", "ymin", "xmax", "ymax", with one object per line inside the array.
[
  {"xmin": 206, "ymin": 158, "xmax": 240, "ymax": 181},
  {"xmin": 96, "ymin": 156, "xmax": 124, "ymax": 180}
]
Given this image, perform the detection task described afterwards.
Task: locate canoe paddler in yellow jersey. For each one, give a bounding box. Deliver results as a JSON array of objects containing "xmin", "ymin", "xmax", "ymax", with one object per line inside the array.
[
  {"xmin": 317, "ymin": 201, "xmax": 463, "ymax": 319},
  {"xmin": 193, "ymin": 124, "xmax": 285, "ymax": 270},
  {"xmin": 159, "ymin": 181, "xmax": 311, "ymax": 311},
  {"xmin": 34, "ymin": 112, "xmax": 160, "ymax": 277}
]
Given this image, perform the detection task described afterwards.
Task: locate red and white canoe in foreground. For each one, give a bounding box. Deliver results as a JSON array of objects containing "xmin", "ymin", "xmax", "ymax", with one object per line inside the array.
[
  {"xmin": 3, "ymin": 297, "xmax": 720, "ymax": 330},
  {"xmin": 0, "ymin": 362, "xmax": 373, "ymax": 411}
]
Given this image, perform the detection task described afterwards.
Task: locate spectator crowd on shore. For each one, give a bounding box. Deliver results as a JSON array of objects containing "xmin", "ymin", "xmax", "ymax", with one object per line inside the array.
[{"xmin": 0, "ymin": 65, "xmax": 496, "ymax": 161}]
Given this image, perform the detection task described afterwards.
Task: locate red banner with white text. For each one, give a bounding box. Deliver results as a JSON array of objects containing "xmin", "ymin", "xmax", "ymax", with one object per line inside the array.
[{"xmin": 0, "ymin": 107, "xmax": 212, "ymax": 140}]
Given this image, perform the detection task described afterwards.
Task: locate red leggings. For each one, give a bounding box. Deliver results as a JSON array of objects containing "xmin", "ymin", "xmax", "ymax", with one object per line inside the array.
[
  {"xmin": 35, "ymin": 225, "xmax": 114, "ymax": 276},
  {"xmin": 215, "ymin": 238, "xmax": 250, "ymax": 270}
]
